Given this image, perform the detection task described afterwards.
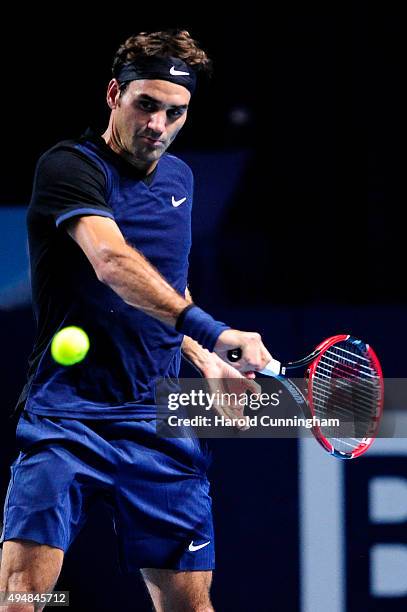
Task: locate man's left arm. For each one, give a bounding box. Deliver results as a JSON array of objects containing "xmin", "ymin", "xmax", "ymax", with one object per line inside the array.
[
  {"xmin": 182, "ymin": 286, "xmax": 257, "ymax": 377},
  {"xmin": 181, "ymin": 288, "xmax": 259, "ymax": 427},
  {"xmin": 181, "ymin": 287, "xmax": 216, "ymax": 375}
]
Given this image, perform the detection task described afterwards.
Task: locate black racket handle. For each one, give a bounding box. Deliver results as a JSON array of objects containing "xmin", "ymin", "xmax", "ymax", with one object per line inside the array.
[
  {"xmin": 227, "ymin": 348, "xmax": 282, "ymax": 375},
  {"xmin": 227, "ymin": 349, "xmax": 242, "ymax": 362}
]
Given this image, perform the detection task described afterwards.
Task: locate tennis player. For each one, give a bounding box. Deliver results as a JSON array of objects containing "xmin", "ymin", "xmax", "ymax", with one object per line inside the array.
[{"xmin": 0, "ymin": 30, "xmax": 272, "ymax": 611}]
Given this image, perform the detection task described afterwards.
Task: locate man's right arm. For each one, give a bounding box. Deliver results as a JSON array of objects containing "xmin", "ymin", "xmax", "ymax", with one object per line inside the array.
[
  {"xmin": 66, "ymin": 214, "xmax": 273, "ymax": 372},
  {"xmin": 67, "ymin": 214, "xmax": 187, "ymax": 326}
]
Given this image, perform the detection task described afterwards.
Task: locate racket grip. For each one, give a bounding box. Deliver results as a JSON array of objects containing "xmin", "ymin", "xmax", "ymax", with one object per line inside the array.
[
  {"xmin": 259, "ymin": 358, "xmax": 282, "ymax": 376},
  {"xmin": 227, "ymin": 350, "xmax": 282, "ymax": 376}
]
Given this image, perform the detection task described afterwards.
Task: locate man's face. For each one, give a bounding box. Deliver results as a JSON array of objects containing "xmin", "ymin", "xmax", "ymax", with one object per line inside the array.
[{"xmin": 108, "ymin": 79, "xmax": 190, "ymax": 166}]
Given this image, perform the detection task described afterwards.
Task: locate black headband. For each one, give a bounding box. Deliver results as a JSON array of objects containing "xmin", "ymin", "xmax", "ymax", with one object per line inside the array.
[{"xmin": 116, "ymin": 55, "xmax": 197, "ymax": 94}]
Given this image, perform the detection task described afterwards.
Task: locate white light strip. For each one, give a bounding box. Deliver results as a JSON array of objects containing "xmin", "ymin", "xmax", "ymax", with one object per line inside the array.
[{"xmin": 300, "ymin": 440, "xmax": 345, "ymax": 612}]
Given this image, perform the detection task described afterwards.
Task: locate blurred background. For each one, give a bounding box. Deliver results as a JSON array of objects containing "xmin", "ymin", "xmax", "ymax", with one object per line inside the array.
[{"xmin": 0, "ymin": 4, "xmax": 405, "ymax": 611}]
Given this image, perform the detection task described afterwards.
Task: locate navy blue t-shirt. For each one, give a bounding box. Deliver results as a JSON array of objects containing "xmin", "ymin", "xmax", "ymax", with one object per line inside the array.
[{"xmin": 17, "ymin": 130, "xmax": 193, "ymax": 418}]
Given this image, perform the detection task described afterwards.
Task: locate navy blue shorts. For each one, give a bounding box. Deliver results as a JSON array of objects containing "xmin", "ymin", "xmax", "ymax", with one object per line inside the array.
[{"xmin": 0, "ymin": 411, "xmax": 214, "ymax": 572}]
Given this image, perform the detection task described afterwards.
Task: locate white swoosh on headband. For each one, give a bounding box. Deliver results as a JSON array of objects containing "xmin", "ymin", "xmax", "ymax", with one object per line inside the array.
[{"xmin": 170, "ymin": 66, "xmax": 190, "ymax": 76}]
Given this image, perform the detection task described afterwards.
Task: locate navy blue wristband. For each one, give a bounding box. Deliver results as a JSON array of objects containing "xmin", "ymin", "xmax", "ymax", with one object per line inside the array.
[{"xmin": 176, "ymin": 305, "xmax": 230, "ymax": 352}]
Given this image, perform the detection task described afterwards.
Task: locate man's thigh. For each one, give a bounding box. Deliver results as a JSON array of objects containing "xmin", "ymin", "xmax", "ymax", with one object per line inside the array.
[
  {"xmin": 0, "ymin": 412, "xmax": 114, "ymax": 553},
  {"xmin": 112, "ymin": 419, "xmax": 215, "ymax": 573},
  {"xmin": 141, "ymin": 568, "xmax": 213, "ymax": 612}
]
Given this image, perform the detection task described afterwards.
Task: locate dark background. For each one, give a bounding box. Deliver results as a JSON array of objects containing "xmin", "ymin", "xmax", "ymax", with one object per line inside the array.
[
  {"xmin": 0, "ymin": 4, "xmax": 404, "ymax": 611},
  {"xmin": 1, "ymin": 5, "xmax": 403, "ymax": 303}
]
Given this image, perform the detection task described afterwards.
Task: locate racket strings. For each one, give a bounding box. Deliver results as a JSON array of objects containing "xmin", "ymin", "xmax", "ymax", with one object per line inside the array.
[
  {"xmin": 312, "ymin": 375, "xmax": 376, "ymax": 412},
  {"xmin": 316, "ymin": 352, "xmax": 378, "ymax": 379},
  {"xmin": 311, "ymin": 341, "xmax": 382, "ymax": 451}
]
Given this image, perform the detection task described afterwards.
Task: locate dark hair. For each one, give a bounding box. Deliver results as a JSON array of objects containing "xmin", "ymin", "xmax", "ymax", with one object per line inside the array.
[{"xmin": 112, "ymin": 29, "xmax": 212, "ymax": 84}]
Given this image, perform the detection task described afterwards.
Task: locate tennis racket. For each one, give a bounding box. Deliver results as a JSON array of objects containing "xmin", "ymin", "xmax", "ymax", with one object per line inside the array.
[{"xmin": 227, "ymin": 334, "xmax": 384, "ymax": 459}]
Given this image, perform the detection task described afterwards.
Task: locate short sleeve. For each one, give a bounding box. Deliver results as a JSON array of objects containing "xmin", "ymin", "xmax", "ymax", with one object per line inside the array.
[{"xmin": 30, "ymin": 145, "xmax": 115, "ymax": 228}]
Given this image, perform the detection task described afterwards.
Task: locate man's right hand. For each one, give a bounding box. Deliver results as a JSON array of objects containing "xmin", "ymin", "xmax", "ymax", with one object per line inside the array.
[{"xmin": 213, "ymin": 329, "xmax": 273, "ymax": 373}]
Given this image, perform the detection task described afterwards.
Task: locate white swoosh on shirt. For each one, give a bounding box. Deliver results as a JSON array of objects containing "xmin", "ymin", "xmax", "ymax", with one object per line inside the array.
[{"xmin": 172, "ymin": 196, "xmax": 187, "ymax": 207}]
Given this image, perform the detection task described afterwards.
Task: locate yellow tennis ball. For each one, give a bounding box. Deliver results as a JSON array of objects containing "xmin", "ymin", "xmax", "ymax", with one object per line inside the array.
[{"xmin": 51, "ymin": 326, "xmax": 90, "ymax": 366}]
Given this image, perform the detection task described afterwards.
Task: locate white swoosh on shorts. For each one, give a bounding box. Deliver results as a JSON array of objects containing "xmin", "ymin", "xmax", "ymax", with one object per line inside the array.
[{"xmin": 188, "ymin": 540, "xmax": 211, "ymax": 552}]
